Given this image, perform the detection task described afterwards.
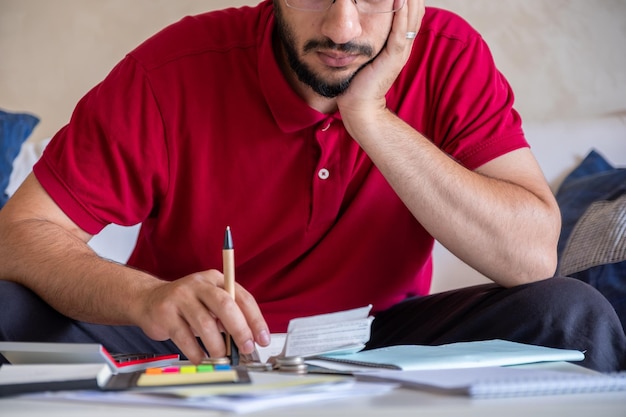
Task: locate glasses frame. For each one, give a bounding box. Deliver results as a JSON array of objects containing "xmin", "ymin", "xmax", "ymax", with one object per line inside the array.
[{"xmin": 283, "ymin": 0, "xmax": 406, "ymax": 14}]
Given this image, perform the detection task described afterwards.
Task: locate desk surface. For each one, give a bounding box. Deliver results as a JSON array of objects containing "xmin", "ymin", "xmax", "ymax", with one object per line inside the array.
[
  {"xmin": 2, "ymin": 363, "xmax": 626, "ymax": 416},
  {"xmin": 3, "ymin": 387, "xmax": 626, "ymax": 417}
]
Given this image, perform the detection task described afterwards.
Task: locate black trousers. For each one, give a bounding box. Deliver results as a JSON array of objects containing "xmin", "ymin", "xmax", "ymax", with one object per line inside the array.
[{"xmin": 1, "ymin": 277, "xmax": 624, "ymax": 372}]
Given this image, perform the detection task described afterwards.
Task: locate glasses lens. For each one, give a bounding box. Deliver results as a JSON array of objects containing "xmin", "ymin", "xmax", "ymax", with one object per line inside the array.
[{"xmin": 284, "ymin": 0, "xmax": 406, "ymax": 14}]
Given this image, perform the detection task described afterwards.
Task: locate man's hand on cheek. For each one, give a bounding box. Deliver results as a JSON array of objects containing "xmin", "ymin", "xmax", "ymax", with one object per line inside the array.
[{"xmin": 337, "ymin": 0, "xmax": 425, "ymax": 127}]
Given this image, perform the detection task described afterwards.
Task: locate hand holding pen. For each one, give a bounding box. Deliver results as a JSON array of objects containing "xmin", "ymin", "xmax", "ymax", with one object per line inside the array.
[{"xmin": 133, "ymin": 227, "xmax": 270, "ymax": 364}]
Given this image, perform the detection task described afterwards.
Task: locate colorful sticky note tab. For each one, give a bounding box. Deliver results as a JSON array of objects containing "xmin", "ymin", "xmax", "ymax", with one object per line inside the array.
[
  {"xmin": 197, "ymin": 364, "xmax": 214, "ymax": 372},
  {"xmin": 180, "ymin": 365, "xmax": 197, "ymax": 374}
]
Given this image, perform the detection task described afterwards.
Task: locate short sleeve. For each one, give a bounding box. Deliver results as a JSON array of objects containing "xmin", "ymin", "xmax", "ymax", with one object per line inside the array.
[
  {"xmin": 34, "ymin": 56, "xmax": 169, "ymax": 235},
  {"xmin": 391, "ymin": 8, "xmax": 527, "ymax": 171},
  {"xmin": 441, "ymin": 35, "xmax": 526, "ymax": 169}
]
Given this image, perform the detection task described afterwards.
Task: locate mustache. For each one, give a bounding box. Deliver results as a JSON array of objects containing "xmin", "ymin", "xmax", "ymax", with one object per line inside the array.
[{"xmin": 303, "ymin": 38, "xmax": 374, "ymax": 57}]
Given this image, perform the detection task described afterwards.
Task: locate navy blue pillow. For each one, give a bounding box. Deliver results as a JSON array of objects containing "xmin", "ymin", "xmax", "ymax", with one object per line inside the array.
[
  {"xmin": 555, "ymin": 150, "xmax": 626, "ymax": 330},
  {"xmin": 0, "ymin": 108, "xmax": 40, "ymax": 207}
]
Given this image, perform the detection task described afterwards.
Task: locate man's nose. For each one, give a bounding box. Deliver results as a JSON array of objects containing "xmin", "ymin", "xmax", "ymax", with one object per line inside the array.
[{"xmin": 321, "ymin": 0, "xmax": 363, "ymax": 45}]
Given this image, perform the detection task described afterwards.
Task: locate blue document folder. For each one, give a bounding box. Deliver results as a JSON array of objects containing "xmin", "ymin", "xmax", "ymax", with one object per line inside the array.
[{"xmin": 313, "ymin": 339, "xmax": 585, "ymax": 371}]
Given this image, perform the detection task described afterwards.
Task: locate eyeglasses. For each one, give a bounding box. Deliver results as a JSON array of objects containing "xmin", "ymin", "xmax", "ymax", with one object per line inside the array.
[{"xmin": 283, "ymin": 0, "xmax": 406, "ymax": 14}]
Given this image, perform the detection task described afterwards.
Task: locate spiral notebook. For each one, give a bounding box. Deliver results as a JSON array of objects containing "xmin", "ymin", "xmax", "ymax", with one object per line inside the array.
[{"xmin": 356, "ymin": 366, "xmax": 626, "ymax": 398}]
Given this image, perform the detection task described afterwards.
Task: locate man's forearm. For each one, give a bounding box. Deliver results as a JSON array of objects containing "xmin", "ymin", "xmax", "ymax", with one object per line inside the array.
[
  {"xmin": 0, "ymin": 175, "xmax": 269, "ymax": 362},
  {"xmin": 345, "ymin": 110, "xmax": 560, "ymax": 286},
  {"xmin": 0, "ymin": 217, "xmax": 158, "ymax": 325}
]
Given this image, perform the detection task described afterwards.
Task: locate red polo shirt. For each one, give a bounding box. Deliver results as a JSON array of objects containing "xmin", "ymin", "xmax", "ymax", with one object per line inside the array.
[{"xmin": 34, "ymin": 1, "xmax": 527, "ymax": 332}]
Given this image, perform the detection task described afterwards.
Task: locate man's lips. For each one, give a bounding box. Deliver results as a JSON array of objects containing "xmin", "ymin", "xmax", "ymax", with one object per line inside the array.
[{"xmin": 316, "ymin": 50, "xmax": 360, "ymax": 68}]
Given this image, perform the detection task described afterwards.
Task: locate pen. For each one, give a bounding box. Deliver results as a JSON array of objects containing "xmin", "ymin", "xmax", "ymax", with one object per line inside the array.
[{"xmin": 222, "ymin": 226, "xmax": 235, "ymax": 357}]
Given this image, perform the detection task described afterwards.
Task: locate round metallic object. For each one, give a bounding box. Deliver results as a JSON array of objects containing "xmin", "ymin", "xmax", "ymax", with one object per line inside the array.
[
  {"xmin": 275, "ymin": 356, "xmax": 305, "ymax": 366},
  {"xmin": 245, "ymin": 361, "xmax": 274, "ymax": 372},
  {"xmin": 277, "ymin": 363, "xmax": 308, "ymax": 374},
  {"xmin": 202, "ymin": 356, "xmax": 231, "ymax": 365},
  {"xmin": 275, "ymin": 356, "xmax": 307, "ymax": 374}
]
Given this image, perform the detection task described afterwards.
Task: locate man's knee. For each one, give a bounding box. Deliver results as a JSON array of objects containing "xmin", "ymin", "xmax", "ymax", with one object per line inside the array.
[
  {"xmin": 523, "ymin": 277, "xmax": 626, "ymax": 371},
  {"xmin": 527, "ymin": 276, "xmax": 618, "ymax": 320}
]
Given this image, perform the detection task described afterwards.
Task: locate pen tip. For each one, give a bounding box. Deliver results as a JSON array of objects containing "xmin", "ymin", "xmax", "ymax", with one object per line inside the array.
[{"xmin": 224, "ymin": 226, "xmax": 233, "ymax": 249}]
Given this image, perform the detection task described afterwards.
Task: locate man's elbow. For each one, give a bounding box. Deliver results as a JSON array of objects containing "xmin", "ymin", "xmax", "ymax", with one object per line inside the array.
[
  {"xmin": 523, "ymin": 204, "xmax": 561, "ymax": 283},
  {"xmin": 530, "ymin": 248, "xmax": 559, "ymax": 281},
  {"xmin": 505, "ymin": 245, "xmax": 559, "ymax": 287}
]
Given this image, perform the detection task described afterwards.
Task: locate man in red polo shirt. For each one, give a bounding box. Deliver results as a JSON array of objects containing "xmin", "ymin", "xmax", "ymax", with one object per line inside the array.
[{"xmin": 0, "ymin": 0, "xmax": 624, "ymax": 372}]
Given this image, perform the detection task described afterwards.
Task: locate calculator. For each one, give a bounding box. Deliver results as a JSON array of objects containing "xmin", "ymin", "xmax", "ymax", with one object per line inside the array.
[
  {"xmin": 102, "ymin": 363, "xmax": 251, "ymax": 390},
  {"xmin": 106, "ymin": 352, "xmax": 181, "ymax": 372}
]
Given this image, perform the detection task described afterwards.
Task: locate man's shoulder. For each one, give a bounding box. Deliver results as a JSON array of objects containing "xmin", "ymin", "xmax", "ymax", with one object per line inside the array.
[
  {"xmin": 128, "ymin": 2, "xmax": 272, "ymax": 71},
  {"xmin": 421, "ymin": 7, "xmax": 482, "ymax": 46}
]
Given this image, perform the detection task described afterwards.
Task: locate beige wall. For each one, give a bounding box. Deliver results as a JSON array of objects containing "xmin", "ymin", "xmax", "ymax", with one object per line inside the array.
[
  {"xmin": 433, "ymin": 0, "xmax": 626, "ymax": 122},
  {"xmin": 1, "ymin": 0, "xmax": 626, "ymax": 141},
  {"xmin": 0, "ymin": 0, "xmax": 250, "ymax": 139}
]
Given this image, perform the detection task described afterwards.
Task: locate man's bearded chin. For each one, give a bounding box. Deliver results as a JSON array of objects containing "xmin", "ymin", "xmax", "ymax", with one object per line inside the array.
[
  {"xmin": 274, "ymin": 9, "xmax": 375, "ymax": 98},
  {"xmin": 286, "ymin": 45, "xmax": 355, "ymax": 98}
]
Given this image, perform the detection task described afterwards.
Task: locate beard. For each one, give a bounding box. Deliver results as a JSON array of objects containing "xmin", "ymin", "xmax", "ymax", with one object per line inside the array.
[{"xmin": 273, "ymin": 2, "xmax": 376, "ymax": 98}]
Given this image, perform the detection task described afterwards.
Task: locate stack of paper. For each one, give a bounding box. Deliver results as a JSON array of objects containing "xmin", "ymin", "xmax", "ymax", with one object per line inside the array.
[{"xmin": 280, "ymin": 305, "xmax": 374, "ymax": 358}]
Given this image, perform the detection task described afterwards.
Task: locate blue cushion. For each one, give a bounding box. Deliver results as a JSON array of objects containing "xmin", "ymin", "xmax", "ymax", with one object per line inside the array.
[
  {"xmin": 0, "ymin": 108, "xmax": 40, "ymax": 207},
  {"xmin": 555, "ymin": 150, "xmax": 626, "ymax": 330}
]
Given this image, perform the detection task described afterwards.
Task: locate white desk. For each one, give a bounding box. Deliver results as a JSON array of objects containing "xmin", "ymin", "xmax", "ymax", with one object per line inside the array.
[
  {"xmin": 2, "ymin": 363, "xmax": 625, "ymax": 417},
  {"xmin": 3, "ymin": 387, "xmax": 625, "ymax": 417}
]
